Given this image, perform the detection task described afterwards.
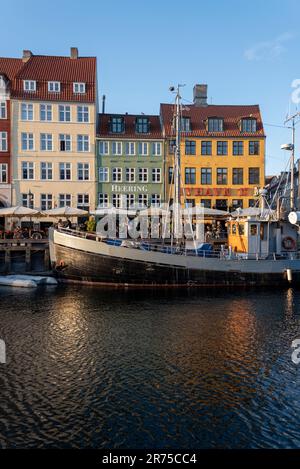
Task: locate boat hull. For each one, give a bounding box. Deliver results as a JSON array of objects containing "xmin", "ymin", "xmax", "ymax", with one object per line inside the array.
[{"xmin": 49, "ymin": 229, "xmax": 300, "ymax": 288}]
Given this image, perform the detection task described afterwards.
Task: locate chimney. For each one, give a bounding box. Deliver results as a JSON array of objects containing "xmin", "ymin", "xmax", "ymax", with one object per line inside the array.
[
  {"xmin": 70, "ymin": 47, "xmax": 78, "ymax": 59},
  {"xmin": 193, "ymin": 84, "xmax": 208, "ymax": 107},
  {"xmin": 102, "ymin": 95, "xmax": 106, "ymax": 114},
  {"xmin": 22, "ymin": 50, "xmax": 32, "ymax": 62}
]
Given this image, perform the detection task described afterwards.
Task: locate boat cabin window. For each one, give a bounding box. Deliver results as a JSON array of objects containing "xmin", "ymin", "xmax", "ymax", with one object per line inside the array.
[
  {"xmin": 227, "ymin": 224, "xmax": 231, "ymax": 235},
  {"xmin": 232, "ymin": 224, "xmax": 236, "ymax": 235},
  {"xmin": 250, "ymin": 224, "xmax": 257, "ymax": 236},
  {"xmin": 260, "ymin": 224, "xmax": 266, "ymax": 240},
  {"xmin": 238, "ymin": 224, "xmax": 244, "ymax": 235}
]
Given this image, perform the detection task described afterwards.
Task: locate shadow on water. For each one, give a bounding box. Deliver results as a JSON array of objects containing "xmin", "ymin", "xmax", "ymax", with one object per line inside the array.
[{"xmin": 0, "ymin": 285, "xmax": 300, "ymax": 448}]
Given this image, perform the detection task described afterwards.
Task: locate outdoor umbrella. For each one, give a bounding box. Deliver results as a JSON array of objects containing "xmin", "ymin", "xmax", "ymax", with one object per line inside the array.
[
  {"xmin": 0, "ymin": 206, "xmax": 42, "ymax": 217},
  {"xmin": 231, "ymin": 207, "xmax": 275, "ymax": 218},
  {"xmin": 43, "ymin": 206, "xmax": 88, "ymax": 217},
  {"xmin": 183, "ymin": 207, "xmax": 229, "ymax": 217},
  {"xmin": 91, "ymin": 207, "xmax": 137, "ymax": 216}
]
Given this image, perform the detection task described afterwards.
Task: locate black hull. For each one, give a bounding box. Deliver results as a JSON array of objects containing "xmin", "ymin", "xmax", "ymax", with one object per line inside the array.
[{"xmin": 52, "ymin": 243, "xmax": 298, "ymax": 288}]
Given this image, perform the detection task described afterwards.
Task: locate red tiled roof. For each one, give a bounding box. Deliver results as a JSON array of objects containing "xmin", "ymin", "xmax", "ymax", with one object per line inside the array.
[
  {"xmin": 7, "ymin": 55, "xmax": 96, "ymax": 103},
  {"xmin": 0, "ymin": 57, "xmax": 24, "ymax": 81},
  {"xmin": 97, "ymin": 114, "xmax": 163, "ymax": 139},
  {"xmin": 160, "ymin": 103, "xmax": 265, "ymax": 138}
]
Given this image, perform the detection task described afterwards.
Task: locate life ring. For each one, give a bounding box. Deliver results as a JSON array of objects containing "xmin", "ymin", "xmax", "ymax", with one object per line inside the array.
[{"xmin": 282, "ymin": 236, "xmax": 296, "ymax": 251}]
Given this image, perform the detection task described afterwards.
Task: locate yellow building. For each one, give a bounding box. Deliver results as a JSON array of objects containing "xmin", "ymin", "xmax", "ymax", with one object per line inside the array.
[
  {"xmin": 161, "ymin": 84, "xmax": 265, "ymax": 211},
  {"xmin": 10, "ymin": 48, "xmax": 97, "ymax": 222}
]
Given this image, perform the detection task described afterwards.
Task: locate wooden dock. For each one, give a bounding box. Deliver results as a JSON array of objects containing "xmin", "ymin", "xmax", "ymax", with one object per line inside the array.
[{"xmin": 0, "ymin": 239, "xmax": 50, "ymax": 273}]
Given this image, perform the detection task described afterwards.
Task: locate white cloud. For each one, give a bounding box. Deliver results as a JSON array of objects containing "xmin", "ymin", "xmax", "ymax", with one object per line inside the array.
[{"xmin": 244, "ymin": 32, "xmax": 294, "ymax": 61}]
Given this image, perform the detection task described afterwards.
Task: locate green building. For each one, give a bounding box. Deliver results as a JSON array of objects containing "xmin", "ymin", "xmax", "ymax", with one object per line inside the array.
[{"xmin": 96, "ymin": 114, "xmax": 165, "ymax": 209}]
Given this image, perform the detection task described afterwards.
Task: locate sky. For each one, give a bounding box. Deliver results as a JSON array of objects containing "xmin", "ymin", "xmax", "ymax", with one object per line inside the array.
[{"xmin": 2, "ymin": 0, "xmax": 300, "ymax": 175}]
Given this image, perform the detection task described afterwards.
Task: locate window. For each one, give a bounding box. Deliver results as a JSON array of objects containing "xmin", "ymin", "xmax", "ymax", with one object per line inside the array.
[
  {"xmin": 152, "ymin": 168, "xmax": 161, "ymax": 183},
  {"xmin": 112, "ymin": 141, "xmax": 122, "ymax": 155},
  {"xmin": 185, "ymin": 199, "xmax": 195, "ymax": 208},
  {"xmin": 48, "ymin": 81, "xmax": 60, "ymax": 92},
  {"xmin": 77, "ymin": 106, "xmax": 89, "ymax": 123},
  {"xmin": 138, "ymin": 142, "xmax": 148, "ymax": 156},
  {"xmin": 23, "ymin": 80, "xmax": 36, "ymax": 92},
  {"xmin": 152, "ymin": 142, "xmax": 161, "ymax": 156},
  {"xmin": 215, "ymin": 199, "xmax": 228, "ymax": 210},
  {"xmin": 136, "ymin": 117, "xmax": 149, "ymax": 133},
  {"xmin": 168, "ymin": 167, "xmax": 173, "ymax": 184},
  {"xmin": 77, "ymin": 135, "xmax": 89, "ymax": 152},
  {"xmin": 201, "ymin": 168, "xmax": 212, "ymax": 184},
  {"xmin": 241, "ymin": 118, "xmax": 257, "ymax": 133},
  {"xmin": 22, "ymin": 162, "xmax": 34, "ymax": 180},
  {"xmin": 41, "ymin": 194, "xmax": 53, "ymax": 210},
  {"xmin": 59, "ymin": 105, "xmax": 71, "ymax": 122},
  {"xmin": 77, "ymin": 163, "xmax": 89, "ymax": 180},
  {"xmin": 112, "ymin": 194, "xmax": 122, "ymax": 208},
  {"xmin": 0, "ymin": 163, "xmax": 8, "ymax": 182},
  {"xmin": 98, "ymin": 193, "xmax": 109, "ymax": 208},
  {"xmin": 0, "ymin": 102, "xmax": 6, "ymax": 119},
  {"xmin": 40, "ymin": 162, "xmax": 53, "ymax": 180},
  {"xmin": 138, "ymin": 194, "xmax": 148, "ymax": 208},
  {"xmin": 0, "ymin": 132, "xmax": 7, "ymax": 151},
  {"xmin": 201, "ymin": 141, "xmax": 212, "ymax": 155},
  {"xmin": 138, "ymin": 168, "xmax": 148, "ymax": 182},
  {"xmin": 40, "ymin": 133, "xmax": 53, "ymax": 151},
  {"xmin": 40, "ymin": 104, "xmax": 52, "ymax": 121},
  {"xmin": 59, "ymin": 194, "xmax": 71, "ymax": 207},
  {"xmin": 249, "ymin": 141, "xmax": 260, "ymax": 155},
  {"xmin": 185, "ymin": 141, "xmax": 196, "ymax": 155},
  {"xmin": 151, "ymin": 194, "xmax": 161, "ymax": 207},
  {"xmin": 249, "ymin": 167, "xmax": 260, "ymax": 184},
  {"xmin": 99, "ymin": 141, "xmax": 109, "ymax": 155},
  {"xmin": 233, "ymin": 141, "xmax": 244, "ymax": 155},
  {"xmin": 59, "ymin": 163, "xmax": 71, "ymax": 180},
  {"xmin": 126, "ymin": 194, "xmax": 135, "ymax": 208},
  {"xmin": 59, "ymin": 134, "xmax": 71, "ymax": 152},
  {"xmin": 181, "ymin": 117, "xmax": 191, "ymax": 132},
  {"xmin": 217, "ymin": 168, "xmax": 227, "ymax": 185},
  {"xmin": 201, "ymin": 199, "xmax": 211, "ymax": 208},
  {"xmin": 99, "ymin": 167, "xmax": 109, "ymax": 182},
  {"xmin": 21, "ymin": 103, "xmax": 33, "ymax": 120},
  {"xmin": 185, "ymin": 167, "xmax": 196, "ymax": 184},
  {"xmin": 112, "ymin": 167, "xmax": 122, "ymax": 182},
  {"xmin": 125, "ymin": 142, "xmax": 135, "ymax": 156},
  {"xmin": 73, "ymin": 82, "xmax": 86, "ymax": 94},
  {"xmin": 77, "ymin": 194, "xmax": 89, "ymax": 210},
  {"xmin": 22, "ymin": 193, "xmax": 34, "ymax": 209},
  {"xmin": 169, "ymin": 139, "xmax": 176, "ymax": 154},
  {"xmin": 126, "ymin": 168, "xmax": 135, "ymax": 182},
  {"xmin": 21, "ymin": 133, "xmax": 34, "ymax": 151},
  {"xmin": 208, "ymin": 118, "xmax": 223, "ymax": 132},
  {"xmin": 217, "ymin": 141, "xmax": 228, "ymax": 155},
  {"xmin": 232, "ymin": 199, "xmax": 243, "ymax": 210},
  {"xmin": 111, "ymin": 116, "xmax": 124, "ymax": 133},
  {"xmin": 232, "ymin": 168, "xmax": 243, "ymax": 185},
  {"xmin": 249, "ymin": 199, "xmax": 256, "ymax": 207}
]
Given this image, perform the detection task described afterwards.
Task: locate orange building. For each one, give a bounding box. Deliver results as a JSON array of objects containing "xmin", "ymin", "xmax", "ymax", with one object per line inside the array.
[{"xmin": 160, "ymin": 84, "xmax": 265, "ymax": 211}]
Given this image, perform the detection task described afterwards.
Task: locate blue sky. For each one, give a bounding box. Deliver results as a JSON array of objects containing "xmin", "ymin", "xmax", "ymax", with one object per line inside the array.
[{"xmin": 2, "ymin": 0, "xmax": 300, "ymax": 174}]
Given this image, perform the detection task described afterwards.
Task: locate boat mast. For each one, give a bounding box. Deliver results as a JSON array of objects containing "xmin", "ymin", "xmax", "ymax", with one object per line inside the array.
[{"xmin": 284, "ymin": 111, "xmax": 300, "ymax": 211}]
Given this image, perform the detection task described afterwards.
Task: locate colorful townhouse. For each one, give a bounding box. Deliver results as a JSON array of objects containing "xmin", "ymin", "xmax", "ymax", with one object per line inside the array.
[
  {"xmin": 96, "ymin": 114, "xmax": 165, "ymax": 208},
  {"xmin": 0, "ymin": 58, "xmax": 24, "ymax": 226},
  {"xmin": 8, "ymin": 48, "xmax": 97, "ymax": 219},
  {"xmin": 160, "ymin": 84, "xmax": 265, "ymax": 211}
]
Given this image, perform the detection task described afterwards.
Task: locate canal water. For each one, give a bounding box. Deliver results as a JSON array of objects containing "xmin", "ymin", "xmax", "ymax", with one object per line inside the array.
[{"xmin": 0, "ymin": 285, "xmax": 300, "ymax": 449}]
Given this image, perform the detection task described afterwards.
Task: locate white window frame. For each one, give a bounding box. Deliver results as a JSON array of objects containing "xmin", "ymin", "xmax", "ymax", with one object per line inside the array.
[
  {"xmin": 77, "ymin": 135, "xmax": 89, "ymax": 152},
  {"xmin": 99, "ymin": 141, "xmax": 109, "ymax": 155},
  {"xmin": 22, "ymin": 193, "xmax": 34, "ymax": 209},
  {"xmin": 77, "ymin": 162, "xmax": 90, "ymax": 181},
  {"xmin": 40, "ymin": 162, "xmax": 53, "ymax": 180},
  {"xmin": 40, "ymin": 104, "xmax": 52, "ymax": 122},
  {"xmin": 40, "ymin": 193, "xmax": 53, "ymax": 211},
  {"xmin": 22, "ymin": 161, "xmax": 34, "ymax": 180},
  {"xmin": 21, "ymin": 132, "xmax": 34, "ymax": 151},
  {"xmin": 126, "ymin": 167, "xmax": 135, "ymax": 182},
  {"xmin": 40, "ymin": 133, "xmax": 53, "ymax": 151},
  {"xmin": 59, "ymin": 105, "xmax": 71, "ymax": 122},
  {"xmin": 73, "ymin": 82, "xmax": 86, "ymax": 94},
  {"xmin": 125, "ymin": 141, "xmax": 135, "ymax": 156},
  {"xmin": 138, "ymin": 167, "xmax": 148, "ymax": 183},
  {"xmin": 77, "ymin": 193, "xmax": 89, "ymax": 209},
  {"xmin": 126, "ymin": 194, "xmax": 135, "ymax": 208},
  {"xmin": 98, "ymin": 193, "xmax": 109, "ymax": 208},
  {"xmin": 59, "ymin": 134, "xmax": 72, "ymax": 152},
  {"xmin": 0, "ymin": 131, "xmax": 8, "ymax": 152},
  {"xmin": 21, "ymin": 103, "xmax": 34, "ymax": 121},
  {"xmin": 59, "ymin": 162, "xmax": 72, "ymax": 181},
  {"xmin": 0, "ymin": 163, "xmax": 8, "ymax": 183},
  {"xmin": 48, "ymin": 81, "xmax": 60, "ymax": 92},
  {"xmin": 151, "ymin": 194, "xmax": 161, "ymax": 207},
  {"xmin": 99, "ymin": 167, "xmax": 109, "ymax": 183},
  {"xmin": 59, "ymin": 194, "xmax": 72, "ymax": 207},
  {"xmin": 138, "ymin": 142, "xmax": 148, "ymax": 156},
  {"xmin": 138, "ymin": 194, "xmax": 148, "ymax": 208},
  {"xmin": 152, "ymin": 168, "xmax": 161, "ymax": 183},
  {"xmin": 23, "ymin": 80, "xmax": 36, "ymax": 92},
  {"xmin": 0, "ymin": 101, "xmax": 6, "ymax": 119},
  {"xmin": 112, "ymin": 141, "xmax": 122, "ymax": 156},
  {"xmin": 112, "ymin": 167, "xmax": 122, "ymax": 182},
  {"xmin": 112, "ymin": 193, "xmax": 122, "ymax": 208},
  {"xmin": 152, "ymin": 142, "xmax": 162, "ymax": 156},
  {"xmin": 77, "ymin": 105, "xmax": 89, "ymax": 123}
]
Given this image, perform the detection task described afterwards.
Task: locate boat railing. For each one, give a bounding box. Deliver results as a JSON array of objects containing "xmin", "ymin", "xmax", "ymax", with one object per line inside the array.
[{"xmin": 55, "ymin": 228, "xmax": 300, "ymax": 260}]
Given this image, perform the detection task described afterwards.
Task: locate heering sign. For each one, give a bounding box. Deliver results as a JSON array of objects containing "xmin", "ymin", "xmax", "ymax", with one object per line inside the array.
[{"xmin": 111, "ymin": 184, "xmax": 148, "ymax": 193}]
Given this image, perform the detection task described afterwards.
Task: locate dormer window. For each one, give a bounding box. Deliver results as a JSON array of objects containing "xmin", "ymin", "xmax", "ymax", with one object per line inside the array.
[
  {"xmin": 48, "ymin": 81, "xmax": 60, "ymax": 92},
  {"xmin": 23, "ymin": 80, "xmax": 36, "ymax": 92},
  {"xmin": 73, "ymin": 82, "xmax": 86, "ymax": 94},
  {"xmin": 111, "ymin": 116, "xmax": 124, "ymax": 133},
  {"xmin": 208, "ymin": 118, "xmax": 223, "ymax": 132},
  {"xmin": 181, "ymin": 117, "xmax": 191, "ymax": 132},
  {"xmin": 136, "ymin": 117, "xmax": 149, "ymax": 133},
  {"xmin": 241, "ymin": 118, "xmax": 257, "ymax": 133}
]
